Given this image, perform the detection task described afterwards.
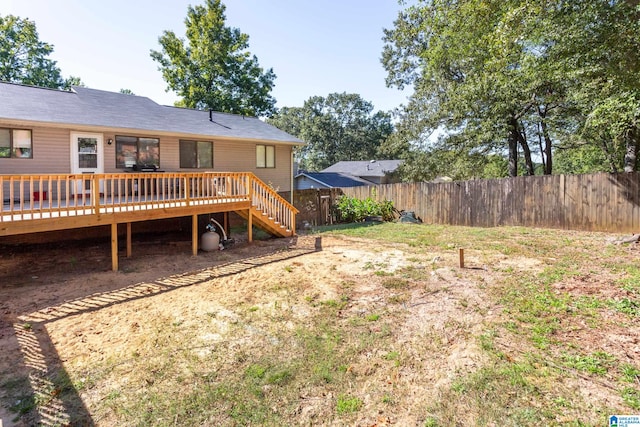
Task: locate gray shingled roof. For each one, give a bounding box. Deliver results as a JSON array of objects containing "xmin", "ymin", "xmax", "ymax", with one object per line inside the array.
[
  {"xmin": 295, "ymin": 172, "xmax": 373, "ymax": 188},
  {"xmin": 0, "ymin": 82, "xmax": 303, "ymax": 144},
  {"xmin": 321, "ymin": 160, "xmax": 402, "ymax": 177}
]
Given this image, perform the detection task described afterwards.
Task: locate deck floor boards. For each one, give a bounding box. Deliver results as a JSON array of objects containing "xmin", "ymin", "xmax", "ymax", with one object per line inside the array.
[{"xmin": 2, "ymin": 196, "xmax": 246, "ymax": 222}]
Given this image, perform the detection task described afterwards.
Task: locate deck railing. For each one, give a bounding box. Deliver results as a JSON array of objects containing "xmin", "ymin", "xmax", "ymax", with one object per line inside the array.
[{"xmin": 1, "ymin": 172, "xmax": 296, "ymax": 233}]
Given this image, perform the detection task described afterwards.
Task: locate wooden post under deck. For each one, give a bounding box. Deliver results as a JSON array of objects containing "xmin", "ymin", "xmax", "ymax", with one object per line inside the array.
[
  {"xmin": 192, "ymin": 214, "xmax": 198, "ymax": 255},
  {"xmin": 111, "ymin": 223, "xmax": 118, "ymax": 271},
  {"xmin": 247, "ymin": 174, "xmax": 253, "ymax": 243},
  {"xmin": 126, "ymin": 223, "xmax": 132, "ymax": 258}
]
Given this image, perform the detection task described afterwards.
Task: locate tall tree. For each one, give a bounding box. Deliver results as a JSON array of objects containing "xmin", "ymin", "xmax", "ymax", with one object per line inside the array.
[
  {"xmin": 268, "ymin": 93, "xmax": 394, "ymax": 171},
  {"xmin": 150, "ymin": 0, "xmax": 276, "ymax": 117},
  {"xmin": 549, "ymin": 0, "xmax": 640, "ymax": 172},
  {"xmin": 0, "ymin": 14, "xmax": 66, "ymax": 88},
  {"xmin": 383, "ymin": 0, "xmax": 640, "ymax": 177},
  {"xmin": 383, "ymin": 2, "xmax": 575, "ymax": 177}
]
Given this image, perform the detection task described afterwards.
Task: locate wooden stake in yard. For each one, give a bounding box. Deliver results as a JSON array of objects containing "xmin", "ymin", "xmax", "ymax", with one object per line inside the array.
[{"xmin": 459, "ymin": 248, "xmax": 465, "ymax": 268}]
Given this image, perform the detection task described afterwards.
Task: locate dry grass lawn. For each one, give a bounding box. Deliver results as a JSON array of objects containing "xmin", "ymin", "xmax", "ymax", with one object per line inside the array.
[{"xmin": 0, "ymin": 223, "xmax": 639, "ymax": 426}]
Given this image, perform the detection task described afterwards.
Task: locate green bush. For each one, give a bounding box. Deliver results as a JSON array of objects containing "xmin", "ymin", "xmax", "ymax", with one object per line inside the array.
[{"xmin": 334, "ymin": 195, "xmax": 395, "ymax": 223}]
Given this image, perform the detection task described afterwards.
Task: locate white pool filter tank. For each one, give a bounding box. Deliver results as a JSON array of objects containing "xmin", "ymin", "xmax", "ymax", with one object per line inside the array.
[
  {"xmin": 202, "ymin": 218, "xmax": 234, "ymax": 251},
  {"xmin": 201, "ymin": 230, "xmax": 220, "ymax": 251}
]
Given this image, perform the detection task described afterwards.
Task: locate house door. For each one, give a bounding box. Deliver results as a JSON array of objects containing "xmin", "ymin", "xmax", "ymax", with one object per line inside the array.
[{"xmin": 70, "ymin": 132, "xmax": 104, "ymax": 195}]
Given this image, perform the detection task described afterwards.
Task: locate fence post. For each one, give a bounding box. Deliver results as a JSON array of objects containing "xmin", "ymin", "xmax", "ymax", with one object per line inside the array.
[{"xmin": 316, "ymin": 190, "xmax": 322, "ymax": 226}]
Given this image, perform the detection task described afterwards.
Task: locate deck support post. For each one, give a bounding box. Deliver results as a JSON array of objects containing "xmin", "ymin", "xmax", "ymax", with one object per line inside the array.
[
  {"xmin": 126, "ymin": 223, "xmax": 132, "ymax": 258},
  {"xmin": 248, "ymin": 209, "xmax": 253, "ymax": 242},
  {"xmin": 192, "ymin": 214, "xmax": 198, "ymax": 256},
  {"xmin": 111, "ymin": 222, "xmax": 118, "ymax": 271}
]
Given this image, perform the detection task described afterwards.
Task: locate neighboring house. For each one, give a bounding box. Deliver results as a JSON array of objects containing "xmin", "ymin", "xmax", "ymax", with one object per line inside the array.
[
  {"xmin": 0, "ymin": 82, "xmax": 303, "ymax": 192},
  {"xmin": 321, "ymin": 160, "xmax": 402, "ymax": 185},
  {"xmin": 294, "ymin": 171, "xmax": 373, "ymax": 190}
]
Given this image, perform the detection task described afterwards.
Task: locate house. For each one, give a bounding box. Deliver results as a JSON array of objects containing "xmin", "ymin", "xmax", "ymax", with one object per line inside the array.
[
  {"xmin": 0, "ymin": 82, "xmax": 304, "ymax": 269},
  {"xmin": 320, "ymin": 160, "xmax": 402, "ymax": 185},
  {"xmin": 294, "ymin": 171, "xmax": 373, "ymax": 190},
  {"xmin": 0, "ymin": 82, "xmax": 303, "ymax": 191}
]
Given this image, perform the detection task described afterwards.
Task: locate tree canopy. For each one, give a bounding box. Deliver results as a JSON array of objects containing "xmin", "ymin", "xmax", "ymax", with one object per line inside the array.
[
  {"xmin": 0, "ymin": 14, "xmax": 81, "ymax": 89},
  {"xmin": 150, "ymin": 0, "xmax": 277, "ymax": 117},
  {"xmin": 267, "ymin": 93, "xmax": 394, "ymax": 171},
  {"xmin": 553, "ymin": 0, "xmax": 640, "ymax": 172},
  {"xmin": 382, "ymin": 0, "xmax": 640, "ymax": 178}
]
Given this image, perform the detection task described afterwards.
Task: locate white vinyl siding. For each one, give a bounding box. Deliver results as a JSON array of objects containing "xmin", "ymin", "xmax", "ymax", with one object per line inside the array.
[{"xmin": 0, "ymin": 127, "xmax": 69, "ymax": 173}]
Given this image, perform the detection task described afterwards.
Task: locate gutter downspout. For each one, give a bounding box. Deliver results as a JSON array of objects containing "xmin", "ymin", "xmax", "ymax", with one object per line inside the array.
[{"xmin": 290, "ymin": 148, "xmax": 295, "ymax": 205}]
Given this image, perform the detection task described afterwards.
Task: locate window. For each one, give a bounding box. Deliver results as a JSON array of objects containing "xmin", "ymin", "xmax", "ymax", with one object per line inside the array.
[
  {"xmin": 77, "ymin": 137, "xmax": 98, "ymax": 168},
  {"xmin": 115, "ymin": 135, "xmax": 159, "ymax": 168},
  {"xmin": 180, "ymin": 140, "xmax": 213, "ymax": 168},
  {"xmin": 0, "ymin": 128, "xmax": 32, "ymax": 158},
  {"xmin": 256, "ymin": 144, "xmax": 275, "ymax": 168}
]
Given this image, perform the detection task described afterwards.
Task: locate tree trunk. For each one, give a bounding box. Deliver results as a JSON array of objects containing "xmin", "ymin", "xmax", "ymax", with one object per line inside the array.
[
  {"xmin": 508, "ymin": 119, "xmax": 518, "ymax": 177},
  {"xmin": 519, "ymin": 134, "xmax": 535, "ymax": 176},
  {"xmin": 623, "ymin": 126, "xmax": 639, "ymax": 172},
  {"xmin": 538, "ymin": 106, "xmax": 553, "ymax": 175},
  {"xmin": 508, "ymin": 116, "xmax": 534, "ymax": 176}
]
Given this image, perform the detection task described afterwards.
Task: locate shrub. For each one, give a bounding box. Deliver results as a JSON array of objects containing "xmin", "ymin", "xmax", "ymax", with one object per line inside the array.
[{"xmin": 334, "ymin": 195, "xmax": 395, "ymax": 223}]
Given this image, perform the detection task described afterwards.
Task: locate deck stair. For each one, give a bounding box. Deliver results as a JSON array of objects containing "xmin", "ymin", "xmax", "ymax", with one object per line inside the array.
[{"xmin": 234, "ymin": 175, "xmax": 298, "ymax": 238}]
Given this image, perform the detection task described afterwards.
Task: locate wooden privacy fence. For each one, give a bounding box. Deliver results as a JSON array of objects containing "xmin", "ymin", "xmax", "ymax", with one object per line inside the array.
[
  {"xmin": 283, "ymin": 189, "xmax": 339, "ymax": 227},
  {"xmin": 338, "ymin": 172, "xmax": 640, "ymax": 233}
]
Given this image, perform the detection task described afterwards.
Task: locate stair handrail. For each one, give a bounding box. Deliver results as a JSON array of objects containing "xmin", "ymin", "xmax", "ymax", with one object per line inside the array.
[
  {"xmin": 249, "ymin": 173, "xmax": 299, "ymax": 234},
  {"xmin": 249, "ymin": 173, "xmax": 299, "ymax": 213}
]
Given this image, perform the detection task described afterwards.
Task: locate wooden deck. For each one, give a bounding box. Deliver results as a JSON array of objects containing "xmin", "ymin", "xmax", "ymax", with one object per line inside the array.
[{"xmin": 1, "ymin": 172, "xmax": 298, "ymax": 270}]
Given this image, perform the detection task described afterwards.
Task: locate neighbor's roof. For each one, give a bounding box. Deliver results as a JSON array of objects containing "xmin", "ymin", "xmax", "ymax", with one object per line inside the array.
[
  {"xmin": 0, "ymin": 82, "xmax": 303, "ymax": 145},
  {"xmin": 295, "ymin": 172, "xmax": 373, "ymax": 188},
  {"xmin": 321, "ymin": 160, "xmax": 402, "ymax": 177}
]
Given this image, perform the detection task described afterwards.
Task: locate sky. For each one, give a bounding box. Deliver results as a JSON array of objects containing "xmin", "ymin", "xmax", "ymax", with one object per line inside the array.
[{"xmin": 1, "ymin": 0, "xmax": 411, "ymax": 114}]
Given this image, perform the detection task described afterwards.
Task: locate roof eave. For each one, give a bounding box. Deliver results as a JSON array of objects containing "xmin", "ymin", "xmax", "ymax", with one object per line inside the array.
[{"xmin": 0, "ymin": 117, "xmax": 306, "ymax": 146}]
